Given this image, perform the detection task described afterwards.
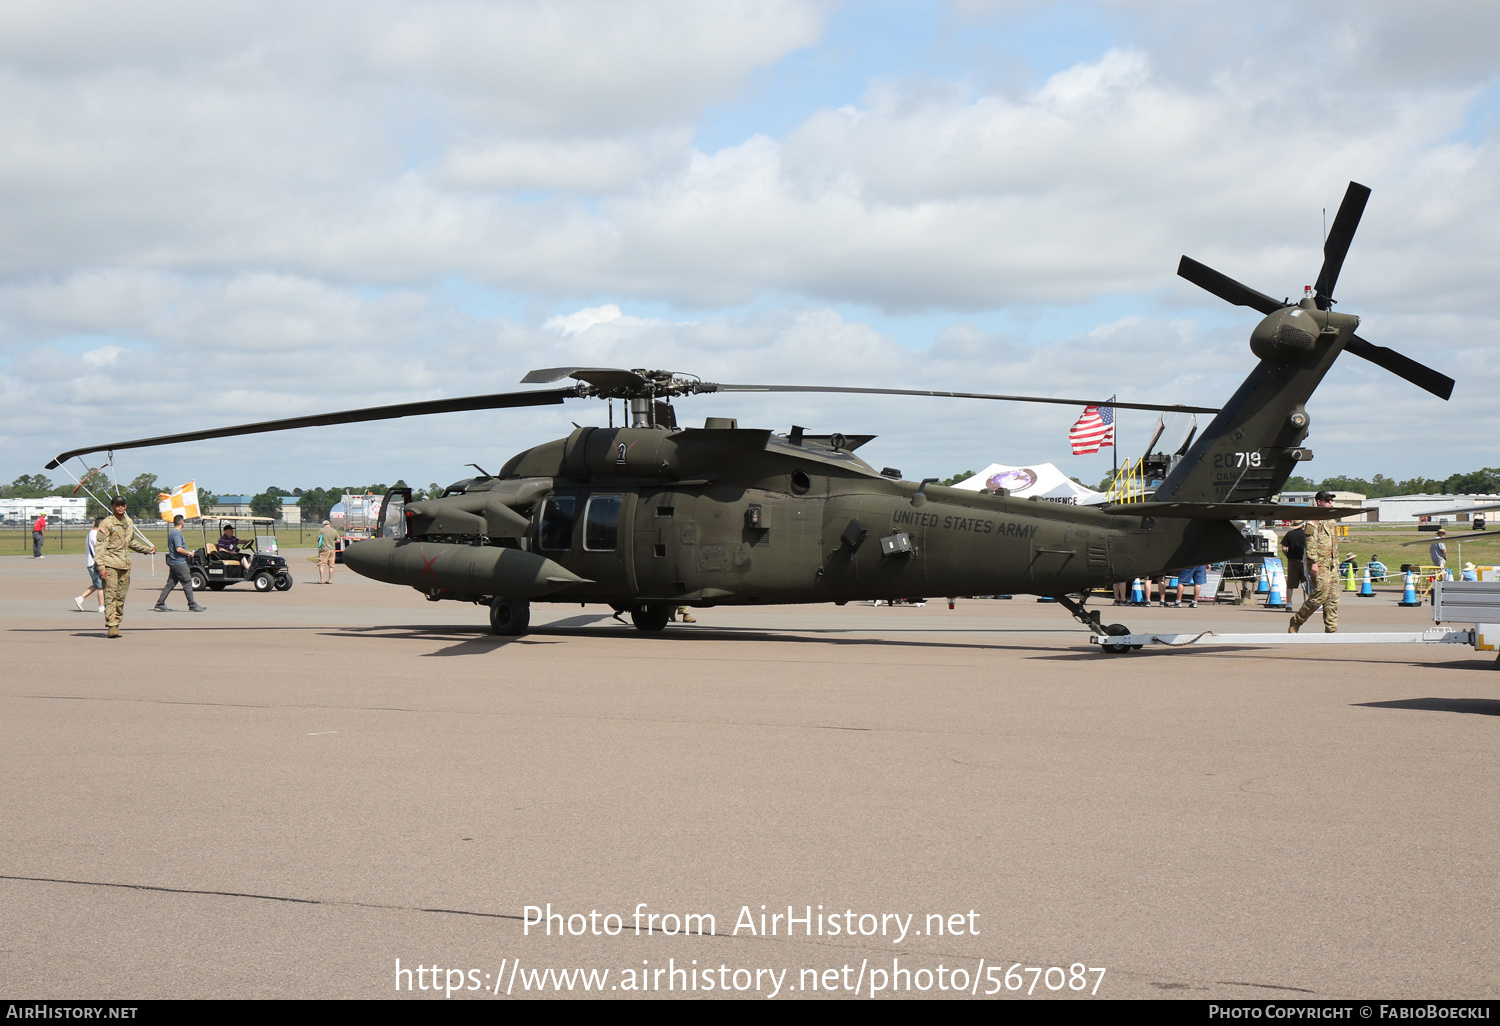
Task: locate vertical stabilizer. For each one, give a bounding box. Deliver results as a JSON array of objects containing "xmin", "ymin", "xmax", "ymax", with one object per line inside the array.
[{"xmin": 1153, "ymin": 304, "xmax": 1350, "ymax": 503}]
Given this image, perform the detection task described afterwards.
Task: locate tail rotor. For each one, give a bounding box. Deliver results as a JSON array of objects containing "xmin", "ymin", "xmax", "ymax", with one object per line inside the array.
[{"xmin": 1177, "ymin": 181, "xmax": 1453, "ymax": 401}]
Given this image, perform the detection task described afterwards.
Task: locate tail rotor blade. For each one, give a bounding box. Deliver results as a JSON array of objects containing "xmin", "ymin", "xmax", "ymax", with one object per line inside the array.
[
  {"xmin": 1177, "ymin": 256, "xmax": 1284, "ymax": 314},
  {"xmin": 1313, "ymin": 181, "xmax": 1371, "ymax": 308},
  {"xmin": 1344, "ymin": 334, "xmax": 1454, "ymax": 400}
]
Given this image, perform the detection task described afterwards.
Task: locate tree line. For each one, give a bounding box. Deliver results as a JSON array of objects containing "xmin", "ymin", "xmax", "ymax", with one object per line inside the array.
[
  {"xmin": 13, "ymin": 464, "xmax": 1500, "ymax": 520},
  {"xmin": 3, "ymin": 473, "xmax": 450, "ymax": 521},
  {"xmin": 1281, "ymin": 469, "xmax": 1500, "ymax": 498},
  {"xmin": 925, "ymin": 467, "xmax": 1500, "ymax": 497},
  {"xmin": 2, "ymin": 472, "xmax": 218, "ymax": 520}
]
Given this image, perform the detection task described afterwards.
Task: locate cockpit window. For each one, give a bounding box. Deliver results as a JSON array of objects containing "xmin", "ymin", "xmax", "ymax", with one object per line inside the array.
[
  {"xmin": 539, "ymin": 497, "xmax": 576, "ymax": 551},
  {"xmin": 584, "ymin": 496, "xmax": 621, "ymax": 552}
]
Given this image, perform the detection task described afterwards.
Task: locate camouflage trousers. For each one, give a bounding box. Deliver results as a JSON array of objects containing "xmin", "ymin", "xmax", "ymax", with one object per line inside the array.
[
  {"xmin": 102, "ymin": 567, "xmax": 131, "ymax": 629},
  {"xmin": 1290, "ymin": 570, "xmax": 1339, "ymax": 633}
]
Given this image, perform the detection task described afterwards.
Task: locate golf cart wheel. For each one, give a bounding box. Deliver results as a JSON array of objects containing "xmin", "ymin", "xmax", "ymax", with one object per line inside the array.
[
  {"xmin": 274, "ymin": 573, "xmax": 293, "ymax": 591},
  {"xmin": 189, "ymin": 570, "xmax": 208, "ymax": 591},
  {"xmin": 489, "ymin": 597, "xmax": 531, "ymax": 636},
  {"xmin": 630, "ymin": 603, "xmax": 671, "ymax": 633},
  {"xmin": 252, "ymin": 571, "xmax": 275, "ymax": 592}
]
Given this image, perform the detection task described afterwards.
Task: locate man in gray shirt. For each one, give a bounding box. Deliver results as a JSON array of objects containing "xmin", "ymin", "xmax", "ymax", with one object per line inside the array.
[
  {"xmin": 156, "ymin": 514, "xmax": 207, "ymax": 612},
  {"xmin": 1429, "ymin": 529, "xmax": 1448, "ymax": 573}
]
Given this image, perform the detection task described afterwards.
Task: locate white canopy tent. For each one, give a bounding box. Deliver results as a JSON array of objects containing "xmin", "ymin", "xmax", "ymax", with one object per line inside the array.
[{"xmin": 950, "ymin": 463, "xmax": 1107, "ymax": 504}]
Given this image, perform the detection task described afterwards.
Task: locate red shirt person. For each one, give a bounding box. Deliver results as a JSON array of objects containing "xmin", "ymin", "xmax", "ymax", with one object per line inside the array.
[{"xmin": 31, "ymin": 512, "xmax": 46, "ymax": 558}]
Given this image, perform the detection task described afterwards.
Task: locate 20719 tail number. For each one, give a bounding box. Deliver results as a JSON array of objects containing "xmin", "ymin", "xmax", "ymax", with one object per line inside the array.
[{"xmin": 1212, "ymin": 450, "xmax": 1262, "ymax": 468}]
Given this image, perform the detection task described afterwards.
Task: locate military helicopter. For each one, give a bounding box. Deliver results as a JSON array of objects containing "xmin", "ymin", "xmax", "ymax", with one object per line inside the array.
[{"xmin": 46, "ymin": 182, "xmax": 1453, "ymax": 651}]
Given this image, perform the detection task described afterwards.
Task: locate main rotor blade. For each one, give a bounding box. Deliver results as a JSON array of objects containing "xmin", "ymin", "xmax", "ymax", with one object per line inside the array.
[
  {"xmin": 1343, "ymin": 334, "xmax": 1454, "ymax": 400},
  {"xmin": 45, "ymin": 387, "xmax": 577, "ymax": 469},
  {"xmin": 710, "ymin": 384, "xmax": 1219, "ymax": 414},
  {"xmin": 1177, "ymin": 256, "xmax": 1284, "ymax": 315},
  {"xmin": 1313, "ymin": 181, "xmax": 1371, "ymax": 309},
  {"xmin": 1403, "ymin": 530, "xmax": 1500, "ymax": 546}
]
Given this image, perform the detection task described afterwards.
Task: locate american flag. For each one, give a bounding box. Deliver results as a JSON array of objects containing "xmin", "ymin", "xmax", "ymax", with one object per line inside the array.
[{"xmin": 1069, "ymin": 404, "xmax": 1114, "ymax": 454}]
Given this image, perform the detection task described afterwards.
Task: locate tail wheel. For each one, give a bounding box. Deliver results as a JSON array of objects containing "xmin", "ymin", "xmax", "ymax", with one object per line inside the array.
[
  {"xmin": 252, "ymin": 571, "xmax": 275, "ymax": 592},
  {"xmin": 489, "ymin": 597, "xmax": 531, "ymax": 636},
  {"xmin": 274, "ymin": 573, "xmax": 293, "ymax": 591},
  {"xmin": 630, "ymin": 603, "xmax": 671, "ymax": 633},
  {"xmin": 1101, "ymin": 622, "xmax": 1133, "ymax": 654}
]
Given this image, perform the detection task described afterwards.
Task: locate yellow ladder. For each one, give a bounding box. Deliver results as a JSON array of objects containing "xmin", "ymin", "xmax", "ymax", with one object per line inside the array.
[{"xmin": 1104, "ymin": 459, "xmax": 1149, "ymax": 504}]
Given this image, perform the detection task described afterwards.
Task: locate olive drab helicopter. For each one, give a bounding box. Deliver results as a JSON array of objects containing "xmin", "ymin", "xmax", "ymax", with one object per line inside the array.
[{"xmin": 47, "ymin": 183, "xmax": 1454, "ymax": 651}]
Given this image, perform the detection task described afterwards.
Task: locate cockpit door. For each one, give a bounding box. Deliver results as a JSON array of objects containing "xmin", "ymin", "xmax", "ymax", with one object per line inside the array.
[{"xmin": 376, "ymin": 486, "xmax": 412, "ymax": 540}]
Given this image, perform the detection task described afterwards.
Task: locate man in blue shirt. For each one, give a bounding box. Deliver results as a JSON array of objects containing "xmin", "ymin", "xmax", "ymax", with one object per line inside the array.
[{"xmin": 155, "ymin": 514, "xmax": 207, "ymax": 612}]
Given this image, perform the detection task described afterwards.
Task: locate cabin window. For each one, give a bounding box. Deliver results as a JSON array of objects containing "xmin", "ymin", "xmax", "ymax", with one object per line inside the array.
[
  {"xmin": 584, "ymin": 495, "xmax": 621, "ymax": 552},
  {"xmin": 539, "ymin": 496, "xmax": 576, "ymax": 551}
]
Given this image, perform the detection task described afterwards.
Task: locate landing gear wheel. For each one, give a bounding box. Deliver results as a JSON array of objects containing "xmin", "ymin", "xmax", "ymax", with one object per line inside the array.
[
  {"xmin": 252, "ymin": 571, "xmax": 275, "ymax": 592},
  {"xmin": 489, "ymin": 596, "xmax": 531, "ymax": 636},
  {"xmin": 189, "ymin": 569, "xmax": 207, "ymax": 591},
  {"xmin": 274, "ymin": 573, "xmax": 293, "ymax": 591},
  {"xmin": 630, "ymin": 603, "xmax": 671, "ymax": 632},
  {"xmin": 1101, "ymin": 622, "xmax": 1133, "ymax": 654}
]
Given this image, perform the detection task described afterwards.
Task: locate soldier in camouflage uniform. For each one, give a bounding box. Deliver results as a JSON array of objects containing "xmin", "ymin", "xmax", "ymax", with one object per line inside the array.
[
  {"xmin": 97, "ymin": 496, "xmax": 156, "ymax": 639},
  {"xmin": 1289, "ymin": 490, "xmax": 1339, "ymax": 633}
]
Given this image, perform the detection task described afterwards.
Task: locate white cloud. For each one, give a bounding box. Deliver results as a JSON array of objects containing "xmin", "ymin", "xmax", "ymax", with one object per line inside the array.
[
  {"xmin": 80, "ymin": 345, "xmax": 123, "ymax": 367},
  {"xmin": 436, "ymin": 130, "xmax": 693, "ymax": 192},
  {"xmin": 1, "ymin": 1, "xmax": 1497, "ymax": 489},
  {"xmin": 545, "ymin": 304, "xmax": 624, "ymax": 336}
]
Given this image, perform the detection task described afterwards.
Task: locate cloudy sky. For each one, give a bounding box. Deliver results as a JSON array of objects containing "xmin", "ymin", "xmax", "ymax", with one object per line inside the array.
[{"xmin": 3, "ymin": 0, "xmax": 1496, "ymax": 497}]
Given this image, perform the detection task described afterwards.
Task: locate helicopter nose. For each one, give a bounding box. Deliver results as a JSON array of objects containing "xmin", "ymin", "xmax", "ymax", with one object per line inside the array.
[
  {"xmin": 343, "ymin": 537, "xmax": 590, "ymax": 596},
  {"xmin": 340, "ymin": 538, "xmax": 385, "ymax": 578}
]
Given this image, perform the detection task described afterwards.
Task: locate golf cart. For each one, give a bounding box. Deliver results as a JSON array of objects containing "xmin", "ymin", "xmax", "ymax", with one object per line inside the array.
[{"xmin": 186, "ymin": 516, "xmax": 294, "ymax": 593}]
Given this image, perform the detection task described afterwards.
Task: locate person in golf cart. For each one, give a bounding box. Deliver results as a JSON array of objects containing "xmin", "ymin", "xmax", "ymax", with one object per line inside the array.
[{"xmin": 215, "ymin": 523, "xmax": 252, "ymax": 571}]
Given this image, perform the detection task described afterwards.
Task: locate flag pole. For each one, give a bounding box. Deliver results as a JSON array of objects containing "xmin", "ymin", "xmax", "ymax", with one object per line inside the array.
[{"xmin": 1110, "ymin": 394, "xmax": 1118, "ymax": 481}]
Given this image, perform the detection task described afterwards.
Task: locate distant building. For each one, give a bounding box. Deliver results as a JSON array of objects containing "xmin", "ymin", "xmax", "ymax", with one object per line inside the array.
[
  {"xmin": 209, "ymin": 495, "xmax": 253, "ymax": 516},
  {"xmin": 280, "ymin": 496, "xmax": 302, "ymax": 525},
  {"xmin": 1370, "ymin": 493, "xmax": 1500, "ymax": 523},
  {"xmin": 1273, "ymin": 490, "xmax": 1367, "ymax": 523},
  {"xmin": 0, "ymin": 496, "xmax": 89, "ymax": 523}
]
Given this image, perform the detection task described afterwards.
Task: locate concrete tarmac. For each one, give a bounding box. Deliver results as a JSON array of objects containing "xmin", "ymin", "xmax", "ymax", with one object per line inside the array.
[{"xmin": 2, "ymin": 551, "xmax": 1496, "ymax": 1000}]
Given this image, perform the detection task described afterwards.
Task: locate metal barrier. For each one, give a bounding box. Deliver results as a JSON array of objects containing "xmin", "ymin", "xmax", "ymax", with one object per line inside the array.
[
  {"xmin": 1093, "ymin": 580, "xmax": 1500, "ymax": 661},
  {"xmin": 1407, "ymin": 564, "xmax": 1450, "ymax": 598}
]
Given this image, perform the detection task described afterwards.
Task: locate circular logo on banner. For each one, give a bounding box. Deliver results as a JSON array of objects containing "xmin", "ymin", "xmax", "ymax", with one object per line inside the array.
[{"xmin": 988, "ymin": 468, "xmax": 1038, "ymax": 493}]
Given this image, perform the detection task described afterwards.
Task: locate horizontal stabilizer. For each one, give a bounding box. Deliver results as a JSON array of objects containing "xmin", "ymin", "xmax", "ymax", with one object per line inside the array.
[{"xmin": 1095, "ymin": 502, "xmax": 1367, "ymax": 521}]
